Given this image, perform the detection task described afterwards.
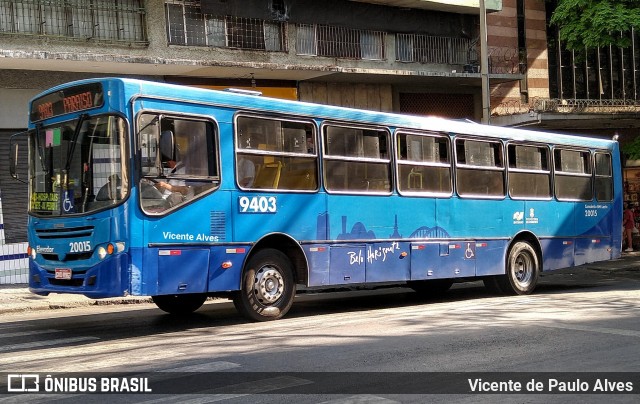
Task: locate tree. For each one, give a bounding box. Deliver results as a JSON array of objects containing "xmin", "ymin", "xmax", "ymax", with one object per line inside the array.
[{"xmin": 550, "ymin": 0, "xmax": 640, "ymax": 50}]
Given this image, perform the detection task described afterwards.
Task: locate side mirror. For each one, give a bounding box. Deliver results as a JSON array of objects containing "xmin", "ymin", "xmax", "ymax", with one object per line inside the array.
[{"xmin": 9, "ymin": 133, "xmax": 26, "ymax": 184}]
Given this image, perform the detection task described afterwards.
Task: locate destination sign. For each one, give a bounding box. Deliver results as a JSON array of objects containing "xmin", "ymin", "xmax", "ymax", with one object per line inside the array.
[
  {"xmin": 30, "ymin": 83, "xmax": 104, "ymax": 122},
  {"xmin": 30, "ymin": 192, "xmax": 59, "ymax": 212}
]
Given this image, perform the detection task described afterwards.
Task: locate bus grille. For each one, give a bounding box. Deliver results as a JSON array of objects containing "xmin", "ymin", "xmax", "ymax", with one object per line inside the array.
[
  {"xmin": 49, "ymin": 278, "xmax": 84, "ymax": 287},
  {"xmin": 36, "ymin": 226, "xmax": 94, "ymax": 239},
  {"xmin": 41, "ymin": 252, "xmax": 93, "ymax": 262}
]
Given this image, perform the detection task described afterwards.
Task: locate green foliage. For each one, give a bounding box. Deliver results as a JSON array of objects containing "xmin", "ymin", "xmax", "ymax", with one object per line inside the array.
[
  {"xmin": 550, "ymin": 0, "xmax": 640, "ymax": 50},
  {"xmin": 622, "ymin": 135, "xmax": 640, "ymax": 160}
]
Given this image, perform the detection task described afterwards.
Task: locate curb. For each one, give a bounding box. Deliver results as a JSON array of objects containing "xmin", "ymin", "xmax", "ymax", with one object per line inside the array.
[{"xmin": 0, "ymin": 290, "xmax": 153, "ymax": 315}]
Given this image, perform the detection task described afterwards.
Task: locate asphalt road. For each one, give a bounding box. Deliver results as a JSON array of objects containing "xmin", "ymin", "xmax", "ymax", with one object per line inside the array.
[{"xmin": 0, "ymin": 265, "xmax": 639, "ymax": 403}]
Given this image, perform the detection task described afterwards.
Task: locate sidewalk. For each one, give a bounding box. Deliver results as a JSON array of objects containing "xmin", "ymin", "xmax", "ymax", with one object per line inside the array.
[
  {"xmin": 1, "ymin": 252, "xmax": 639, "ymax": 314},
  {"xmin": 0, "ymin": 286, "xmax": 152, "ymax": 314}
]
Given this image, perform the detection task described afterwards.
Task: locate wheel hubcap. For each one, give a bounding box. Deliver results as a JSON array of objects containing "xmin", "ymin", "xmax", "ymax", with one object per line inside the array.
[
  {"xmin": 254, "ymin": 266, "xmax": 284, "ymax": 304},
  {"xmin": 514, "ymin": 252, "xmax": 533, "ymax": 287}
]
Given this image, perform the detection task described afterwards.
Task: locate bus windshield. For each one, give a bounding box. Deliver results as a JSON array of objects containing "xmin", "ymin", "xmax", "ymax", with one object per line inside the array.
[{"xmin": 28, "ymin": 115, "xmax": 128, "ymax": 216}]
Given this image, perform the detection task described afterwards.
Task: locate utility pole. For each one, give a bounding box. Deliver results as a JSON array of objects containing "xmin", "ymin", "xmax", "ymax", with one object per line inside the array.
[{"xmin": 480, "ymin": 0, "xmax": 490, "ymax": 124}]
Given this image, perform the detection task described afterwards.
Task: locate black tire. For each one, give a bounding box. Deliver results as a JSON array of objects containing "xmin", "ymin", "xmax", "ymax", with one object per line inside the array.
[
  {"xmin": 152, "ymin": 293, "xmax": 207, "ymax": 314},
  {"xmin": 495, "ymin": 241, "xmax": 540, "ymax": 295},
  {"xmin": 407, "ymin": 279, "xmax": 454, "ymax": 295},
  {"xmin": 233, "ymin": 249, "xmax": 296, "ymax": 322}
]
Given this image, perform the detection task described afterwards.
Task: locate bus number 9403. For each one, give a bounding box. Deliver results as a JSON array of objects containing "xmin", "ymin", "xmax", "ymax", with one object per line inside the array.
[{"xmin": 239, "ymin": 196, "xmax": 277, "ymax": 213}]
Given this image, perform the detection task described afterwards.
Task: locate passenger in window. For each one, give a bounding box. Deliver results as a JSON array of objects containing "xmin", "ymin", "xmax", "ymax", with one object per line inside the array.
[
  {"xmin": 155, "ymin": 152, "xmax": 193, "ymax": 205},
  {"xmin": 238, "ymin": 156, "xmax": 256, "ymax": 187},
  {"xmin": 306, "ymin": 132, "xmax": 315, "ymax": 154}
]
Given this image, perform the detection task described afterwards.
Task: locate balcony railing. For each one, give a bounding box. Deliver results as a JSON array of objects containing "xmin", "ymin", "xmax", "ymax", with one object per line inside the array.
[
  {"xmin": 533, "ymin": 98, "xmax": 640, "ymax": 114},
  {"xmin": 493, "ymin": 98, "xmax": 640, "ymax": 117}
]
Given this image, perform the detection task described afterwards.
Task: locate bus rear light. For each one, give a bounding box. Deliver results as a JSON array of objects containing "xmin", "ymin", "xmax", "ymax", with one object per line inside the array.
[{"xmin": 221, "ymin": 261, "xmax": 233, "ymax": 269}]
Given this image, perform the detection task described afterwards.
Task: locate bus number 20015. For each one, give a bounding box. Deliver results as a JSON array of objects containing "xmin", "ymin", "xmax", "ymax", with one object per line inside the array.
[{"xmin": 238, "ymin": 196, "xmax": 277, "ymax": 213}]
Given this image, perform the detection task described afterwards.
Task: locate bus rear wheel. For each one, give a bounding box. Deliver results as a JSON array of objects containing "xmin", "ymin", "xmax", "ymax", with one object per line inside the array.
[
  {"xmin": 233, "ymin": 248, "xmax": 296, "ymax": 322},
  {"xmin": 495, "ymin": 241, "xmax": 540, "ymax": 295},
  {"xmin": 152, "ymin": 293, "xmax": 207, "ymax": 314}
]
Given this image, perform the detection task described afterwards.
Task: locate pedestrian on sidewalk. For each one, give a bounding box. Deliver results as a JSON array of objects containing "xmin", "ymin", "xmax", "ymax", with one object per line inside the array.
[{"xmin": 623, "ymin": 202, "xmax": 635, "ymax": 252}]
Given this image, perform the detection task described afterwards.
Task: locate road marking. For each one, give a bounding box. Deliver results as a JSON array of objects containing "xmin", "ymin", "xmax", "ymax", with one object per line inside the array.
[
  {"xmin": 537, "ymin": 323, "xmax": 640, "ymax": 338},
  {"xmin": 0, "ymin": 330, "xmax": 63, "ymax": 339},
  {"xmin": 0, "ymin": 336, "xmax": 99, "ymax": 353},
  {"xmin": 106, "ymin": 376, "xmax": 313, "ymax": 404},
  {"xmin": 159, "ymin": 361, "xmax": 241, "ymax": 372},
  {"xmin": 137, "ymin": 394, "xmax": 248, "ymax": 404},
  {"xmin": 320, "ymin": 395, "xmax": 401, "ymax": 404},
  {"xmin": 203, "ymin": 375, "xmax": 313, "ymax": 394}
]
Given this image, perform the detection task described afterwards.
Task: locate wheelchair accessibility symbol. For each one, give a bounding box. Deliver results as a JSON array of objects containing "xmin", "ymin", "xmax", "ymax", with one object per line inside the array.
[
  {"xmin": 464, "ymin": 242, "xmax": 476, "ymax": 260},
  {"xmin": 62, "ymin": 190, "xmax": 75, "ymax": 213}
]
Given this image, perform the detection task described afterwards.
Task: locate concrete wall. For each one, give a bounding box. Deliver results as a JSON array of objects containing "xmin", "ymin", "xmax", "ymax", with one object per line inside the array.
[{"xmin": 299, "ymin": 82, "xmax": 394, "ymax": 112}]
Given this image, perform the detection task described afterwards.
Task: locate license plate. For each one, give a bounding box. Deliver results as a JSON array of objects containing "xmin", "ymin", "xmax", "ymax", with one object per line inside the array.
[{"xmin": 55, "ymin": 268, "xmax": 72, "ymax": 280}]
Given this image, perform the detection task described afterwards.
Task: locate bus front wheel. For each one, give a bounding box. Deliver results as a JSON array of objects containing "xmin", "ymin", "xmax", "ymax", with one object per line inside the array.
[
  {"xmin": 233, "ymin": 249, "xmax": 296, "ymax": 322},
  {"xmin": 152, "ymin": 293, "xmax": 207, "ymax": 314},
  {"xmin": 496, "ymin": 241, "xmax": 540, "ymax": 295}
]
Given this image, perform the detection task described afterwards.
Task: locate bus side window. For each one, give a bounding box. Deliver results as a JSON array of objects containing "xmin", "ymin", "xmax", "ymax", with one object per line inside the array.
[
  {"xmin": 397, "ymin": 132, "xmax": 451, "ymax": 195},
  {"xmin": 324, "ymin": 125, "xmax": 391, "ymax": 193},
  {"xmin": 456, "ymin": 138, "xmax": 504, "ymax": 198},
  {"xmin": 595, "ymin": 152, "xmax": 613, "ymax": 202},
  {"xmin": 554, "ymin": 148, "xmax": 593, "ymax": 201},
  {"xmin": 507, "ymin": 144, "xmax": 551, "ymax": 199},
  {"xmin": 235, "ymin": 115, "xmax": 318, "ymax": 191},
  {"xmin": 138, "ymin": 114, "xmax": 219, "ymax": 215}
]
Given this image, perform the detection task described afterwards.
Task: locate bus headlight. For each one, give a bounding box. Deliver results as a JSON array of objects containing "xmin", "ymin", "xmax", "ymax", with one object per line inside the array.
[
  {"xmin": 97, "ymin": 243, "xmax": 124, "ymax": 260},
  {"xmin": 28, "ymin": 246, "xmax": 36, "ymax": 260},
  {"xmin": 97, "ymin": 246, "xmax": 107, "ymax": 260}
]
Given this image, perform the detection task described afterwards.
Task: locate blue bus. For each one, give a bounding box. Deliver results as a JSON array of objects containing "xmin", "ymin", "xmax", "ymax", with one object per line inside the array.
[{"xmin": 11, "ymin": 78, "xmax": 622, "ymax": 321}]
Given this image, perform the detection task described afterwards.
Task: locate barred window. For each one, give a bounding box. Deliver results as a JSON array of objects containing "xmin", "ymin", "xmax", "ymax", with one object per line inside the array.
[
  {"xmin": 165, "ymin": 1, "xmax": 286, "ymax": 51},
  {"xmin": 396, "ymin": 34, "xmax": 470, "ymax": 65},
  {"xmin": 297, "ymin": 24, "xmax": 385, "ymax": 61},
  {"xmin": 0, "ymin": 0, "xmax": 147, "ymax": 44}
]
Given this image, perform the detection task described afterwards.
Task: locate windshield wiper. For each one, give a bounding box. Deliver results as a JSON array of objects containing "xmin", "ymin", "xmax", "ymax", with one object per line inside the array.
[
  {"xmin": 33, "ymin": 123, "xmax": 48, "ymax": 175},
  {"xmin": 64, "ymin": 113, "xmax": 88, "ymax": 173}
]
